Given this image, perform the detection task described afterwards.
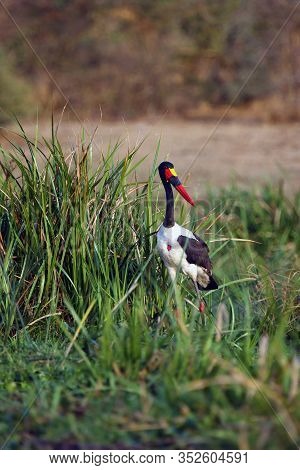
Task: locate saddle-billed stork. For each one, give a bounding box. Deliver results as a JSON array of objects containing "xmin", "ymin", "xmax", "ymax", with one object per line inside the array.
[{"xmin": 157, "ymin": 161, "xmax": 218, "ymax": 311}]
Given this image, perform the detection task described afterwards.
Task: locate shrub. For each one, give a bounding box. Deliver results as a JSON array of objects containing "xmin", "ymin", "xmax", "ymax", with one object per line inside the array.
[{"xmin": 0, "ymin": 48, "xmax": 33, "ymax": 125}]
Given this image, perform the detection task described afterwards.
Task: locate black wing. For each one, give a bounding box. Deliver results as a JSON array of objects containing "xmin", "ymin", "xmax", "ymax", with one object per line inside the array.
[
  {"xmin": 177, "ymin": 234, "xmax": 211, "ymax": 271},
  {"xmin": 177, "ymin": 234, "xmax": 218, "ymax": 290}
]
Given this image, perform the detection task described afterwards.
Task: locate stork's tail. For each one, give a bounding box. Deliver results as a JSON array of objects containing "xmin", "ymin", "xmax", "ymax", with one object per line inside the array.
[{"xmin": 197, "ymin": 276, "xmax": 218, "ymax": 291}]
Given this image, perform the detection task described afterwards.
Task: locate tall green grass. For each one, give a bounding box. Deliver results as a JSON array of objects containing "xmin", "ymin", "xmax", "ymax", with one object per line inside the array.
[{"xmin": 0, "ymin": 126, "xmax": 299, "ymax": 449}]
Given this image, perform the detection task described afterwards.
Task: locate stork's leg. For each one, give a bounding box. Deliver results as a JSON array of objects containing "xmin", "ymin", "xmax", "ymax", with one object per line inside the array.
[
  {"xmin": 194, "ymin": 281, "xmax": 206, "ymax": 313},
  {"xmin": 193, "ymin": 280, "xmax": 200, "ymax": 297},
  {"xmin": 167, "ymin": 266, "xmax": 176, "ymax": 283}
]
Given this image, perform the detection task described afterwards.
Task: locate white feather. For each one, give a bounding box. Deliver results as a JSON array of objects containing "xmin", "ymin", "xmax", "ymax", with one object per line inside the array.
[{"xmin": 157, "ymin": 223, "xmax": 210, "ymax": 287}]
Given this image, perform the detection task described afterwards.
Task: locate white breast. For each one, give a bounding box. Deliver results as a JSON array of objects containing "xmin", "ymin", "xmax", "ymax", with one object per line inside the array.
[
  {"xmin": 157, "ymin": 223, "xmax": 198, "ymax": 281},
  {"xmin": 157, "ymin": 223, "xmax": 211, "ymax": 287}
]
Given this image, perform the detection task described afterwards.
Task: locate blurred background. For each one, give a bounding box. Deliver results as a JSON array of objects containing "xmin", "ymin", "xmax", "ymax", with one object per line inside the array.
[
  {"xmin": 0, "ymin": 0, "xmax": 300, "ymax": 189},
  {"xmin": 1, "ymin": 1, "xmax": 300, "ymax": 451}
]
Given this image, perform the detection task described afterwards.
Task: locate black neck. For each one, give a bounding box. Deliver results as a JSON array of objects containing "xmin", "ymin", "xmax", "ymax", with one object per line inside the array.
[{"xmin": 163, "ymin": 182, "xmax": 175, "ymax": 227}]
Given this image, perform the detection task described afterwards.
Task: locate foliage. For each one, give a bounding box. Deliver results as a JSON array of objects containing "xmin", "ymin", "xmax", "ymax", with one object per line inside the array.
[
  {"xmin": 0, "ymin": 49, "xmax": 33, "ymax": 125},
  {"xmin": 0, "ymin": 127, "xmax": 299, "ymax": 449},
  {"xmin": 0, "ymin": 0, "xmax": 299, "ymax": 119}
]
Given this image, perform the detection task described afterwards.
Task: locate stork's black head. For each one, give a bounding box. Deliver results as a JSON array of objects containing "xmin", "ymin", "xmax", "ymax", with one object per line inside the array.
[
  {"xmin": 158, "ymin": 161, "xmax": 176, "ymax": 183},
  {"xmin": 158, "ymin": 161, "xmax": 195, "ymax": 206}
]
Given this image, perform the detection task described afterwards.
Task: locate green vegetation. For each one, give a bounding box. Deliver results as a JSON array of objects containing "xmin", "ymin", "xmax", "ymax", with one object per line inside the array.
[
  {"xmin": 0, "ymin": 126, "xmax": 299, "ymax": 449},
  {"xmin": 0, "ymin": 49, "xmax": 33, "ymax": 124},
  {"xmin": 1, "ymin": 0, "xmax": 299, "ymax": 119}
]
